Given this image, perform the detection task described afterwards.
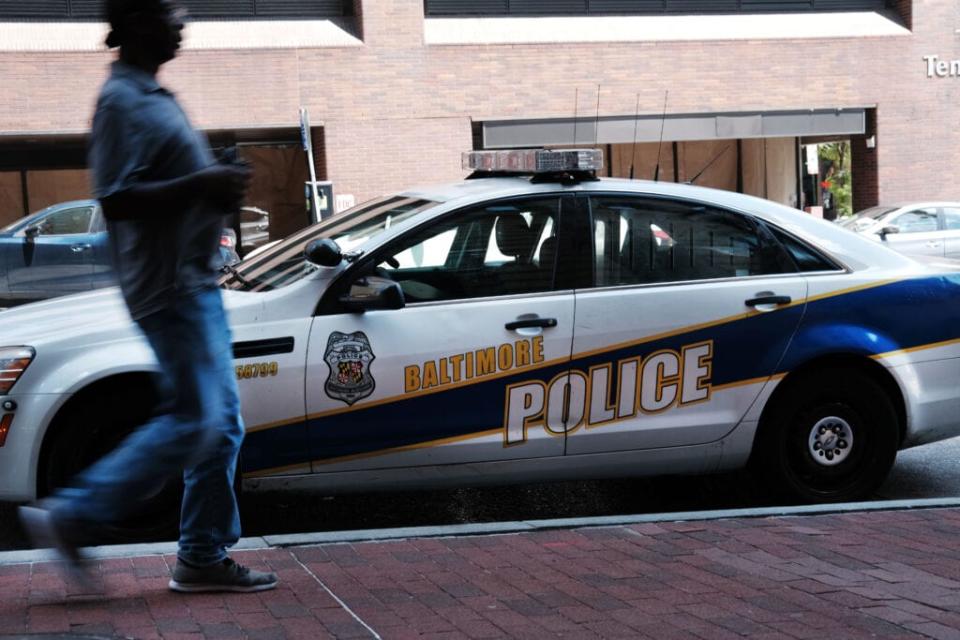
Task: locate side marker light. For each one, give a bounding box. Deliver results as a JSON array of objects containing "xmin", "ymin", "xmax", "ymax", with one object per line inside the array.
[{"xmin": 0, "ymin": 414, "xmax": 12, "ymax": 448}]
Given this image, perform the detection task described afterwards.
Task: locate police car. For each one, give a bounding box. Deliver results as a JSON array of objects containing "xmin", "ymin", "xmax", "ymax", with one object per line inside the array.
[{"xmin": 2, "ymin": 149, "xmax": 960, "ymax": 531}]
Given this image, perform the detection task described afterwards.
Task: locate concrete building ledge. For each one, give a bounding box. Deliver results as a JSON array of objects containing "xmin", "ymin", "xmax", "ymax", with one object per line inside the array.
[
  {"xmin": 425, "ymin": 11, "xmax": 909, "ymax": 45},
  {"xmin": 0, "ymin": 19, "xmax": 362, "ymax": 53}
]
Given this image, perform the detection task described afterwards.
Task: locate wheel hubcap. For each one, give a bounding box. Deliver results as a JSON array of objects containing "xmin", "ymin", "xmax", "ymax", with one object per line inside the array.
[{"xmin": 807, "ymin": 416, "xmax": 853, "ymax": 466}]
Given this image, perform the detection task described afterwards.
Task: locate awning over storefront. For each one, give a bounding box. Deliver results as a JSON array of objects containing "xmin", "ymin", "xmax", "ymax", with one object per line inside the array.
[{"xmin": 481, "ymin": 108, "xmax": 866, "ymax": 149}]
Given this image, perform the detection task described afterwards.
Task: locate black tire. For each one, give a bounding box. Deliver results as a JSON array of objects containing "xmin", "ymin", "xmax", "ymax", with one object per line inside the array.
[
  {"xmin": 41, "ymin": 384, "xmax": 183, "ymax": 543},
  {"xmin": 753, "ymin": 368, "xmax": 900, "ymax": 503}
]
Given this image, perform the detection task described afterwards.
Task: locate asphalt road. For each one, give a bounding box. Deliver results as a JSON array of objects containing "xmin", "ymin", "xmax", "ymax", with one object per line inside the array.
[{"xmin": 1, "ymin": 436, "xmax": 958, "ymax": 552}]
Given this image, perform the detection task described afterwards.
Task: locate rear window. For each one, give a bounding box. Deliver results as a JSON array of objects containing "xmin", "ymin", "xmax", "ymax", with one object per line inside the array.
[{"xmin": 769, "ymin": 227, "xmax": 842, "ymax": 273}]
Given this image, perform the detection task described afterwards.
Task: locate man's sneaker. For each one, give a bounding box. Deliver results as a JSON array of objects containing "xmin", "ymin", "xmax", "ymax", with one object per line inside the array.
[
  {"xmin": 18, "ymin": 504, "xmax": 94, "ymax": 590},
  {"xmin": 169, "ymin": 557, "xmax": 278, "ymax": 593}
]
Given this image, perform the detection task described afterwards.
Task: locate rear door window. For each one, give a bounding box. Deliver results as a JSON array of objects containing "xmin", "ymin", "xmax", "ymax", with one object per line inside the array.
[{"xmin": 588, "ymin": 195, "xmax": 792, "ymax": 286}]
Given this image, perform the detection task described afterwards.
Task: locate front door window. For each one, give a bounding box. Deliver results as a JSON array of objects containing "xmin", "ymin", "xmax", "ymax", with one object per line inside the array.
[{"xmin": 34, "ymin": 206, "xmax": 94, "ymax": 236}]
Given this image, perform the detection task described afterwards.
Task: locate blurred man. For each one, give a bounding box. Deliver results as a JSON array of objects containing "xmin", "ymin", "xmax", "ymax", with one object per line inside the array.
[{"xmin": 20, "ymin": 0, "xmax": 277, "ymax": 593}]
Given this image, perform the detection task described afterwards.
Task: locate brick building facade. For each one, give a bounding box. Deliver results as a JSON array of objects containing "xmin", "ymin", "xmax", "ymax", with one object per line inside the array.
[{"xmin": 0, "ymin": 0, "xmax": 956, "ymax": 239}]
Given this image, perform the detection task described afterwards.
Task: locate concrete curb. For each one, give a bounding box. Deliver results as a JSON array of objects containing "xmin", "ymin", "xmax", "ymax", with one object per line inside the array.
[{"xmin": 3, "ymin": 495, "xmax": 960, "ymax": 566}]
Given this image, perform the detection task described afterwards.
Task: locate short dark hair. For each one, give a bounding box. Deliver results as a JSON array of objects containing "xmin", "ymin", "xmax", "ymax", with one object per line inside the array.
[{"xmin": 104, "ymin": 0, "xmax": 166, "ymax": 48}]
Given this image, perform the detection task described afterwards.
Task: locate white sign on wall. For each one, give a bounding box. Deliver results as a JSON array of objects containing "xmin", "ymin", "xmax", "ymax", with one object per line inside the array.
[
  {"xmin": 923, "ymin": 55, "xmax": 960, "ymax": 77},
  {"xmin": 335, "ymin": 194, "xmax": 356, "ymax": 213}
]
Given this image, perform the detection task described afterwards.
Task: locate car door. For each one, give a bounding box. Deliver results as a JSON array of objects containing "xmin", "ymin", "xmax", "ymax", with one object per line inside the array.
[
  {"xmin": 0, "ymin": 221, "xmax": 22, "ymax": 299},
  {"xmin": 939, "ymin": 207, "xmax": 960, "ymax": 260},
  {"xmin": 304, "ymin": 195, "xmax": 575, "ymax": 473},
  {"xmin": 881, "ymin": 207, "xmax": 943, "ymax": 257},
  {"xmin": 8, "ymin": 203, "xmax": 97, "ymax": 298},
  {"xmin": 565, "ymin": 194, "xmax": 808, "ymax": 455}
]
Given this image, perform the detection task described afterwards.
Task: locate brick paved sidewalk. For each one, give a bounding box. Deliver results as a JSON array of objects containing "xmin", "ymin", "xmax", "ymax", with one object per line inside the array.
[{"xmin": 2, "ymin": 507, "xmax": 960, "ymax": 640}]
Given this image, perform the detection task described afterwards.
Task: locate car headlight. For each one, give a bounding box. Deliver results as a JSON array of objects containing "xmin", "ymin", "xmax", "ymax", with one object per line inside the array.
[{"xmin": 0, "ymin": 347, "xmax": 35, "ymax": 395}]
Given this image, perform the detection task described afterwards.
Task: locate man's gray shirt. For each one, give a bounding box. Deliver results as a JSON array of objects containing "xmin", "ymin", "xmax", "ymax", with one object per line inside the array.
[{"xmin": 88, "ymin": 61, "xmax": 222, "ymax": 320}]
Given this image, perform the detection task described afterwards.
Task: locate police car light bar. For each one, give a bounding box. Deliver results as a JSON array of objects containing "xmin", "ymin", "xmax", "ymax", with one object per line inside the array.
[{"xmin": 462, "ymin": 149, "xmax": 603, "ymax": 174}]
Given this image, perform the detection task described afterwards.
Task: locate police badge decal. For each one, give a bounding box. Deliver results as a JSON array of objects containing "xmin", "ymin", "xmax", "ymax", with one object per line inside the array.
[{"xmin": 324, "ymin": 331, "xmax": 376, "ymax": 405}]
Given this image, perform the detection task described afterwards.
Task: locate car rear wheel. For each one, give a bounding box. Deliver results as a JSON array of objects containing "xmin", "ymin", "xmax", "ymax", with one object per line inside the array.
[
  {"xmin": 41, "ymin": 385, "xmax": 183, "ymax": 543},
  {"xmin": 753, "ymin": 368, "xmax": 899, "ymax": 503}
]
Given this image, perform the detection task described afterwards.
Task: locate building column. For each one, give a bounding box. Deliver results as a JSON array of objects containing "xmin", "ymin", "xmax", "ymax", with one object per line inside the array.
[
  {"xmin": 851, "ymin": 109, "xmax": 879, "ymax": 213},
  {"xmin": 892, "ymin": 0, "xmax": 912, "ymax": 30},
  {"xmin": 355, "ymin": 0, "xmax": 424, "ymax": 47}
]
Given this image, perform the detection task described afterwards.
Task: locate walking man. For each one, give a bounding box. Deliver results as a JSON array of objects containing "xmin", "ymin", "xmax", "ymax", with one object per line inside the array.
[{"xmin": 20, "ymin": 0, "xmax": 278, "ymax": 593}]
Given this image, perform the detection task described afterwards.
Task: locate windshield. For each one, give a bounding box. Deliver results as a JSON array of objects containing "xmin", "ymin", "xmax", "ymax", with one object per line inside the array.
[
  {"xmin": 0, "ymin": 207, "xmax": 50, "ymax": 233},
  {"xmin": 220, "ymin": 195, "xmax": 438, "ymax": 292},
  {"xmin": 839, "ymin": 206, "xmax": 897, "ymax": 230},
  {"xmin": 857, "ymin": 206, "xmax": 898, "ymax": 220}
]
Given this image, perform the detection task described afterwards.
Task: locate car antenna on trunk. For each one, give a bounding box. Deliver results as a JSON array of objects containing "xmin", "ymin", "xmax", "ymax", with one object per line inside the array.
[
  {"xmin": 653, "ymin": 90, "xmax": 669, "ymax": 182},
  {"xmin": 593, "ymin": 83, "xmax": 601, "ymax": 148},
  {"xmin": 572, "ymin": 87, "xmax": 579, "ymax": 146},
  {"xmin": 687, "ymin": 144, "xmax": 732, "ymax": 185}
]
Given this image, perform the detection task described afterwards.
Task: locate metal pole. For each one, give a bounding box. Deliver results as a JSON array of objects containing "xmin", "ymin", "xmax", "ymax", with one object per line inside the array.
[{"xmin": 300, "ymin": 107, "xmax": 322, "ymax": 224}]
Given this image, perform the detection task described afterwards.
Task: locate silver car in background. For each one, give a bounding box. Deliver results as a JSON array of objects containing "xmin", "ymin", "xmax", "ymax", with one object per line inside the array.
[{"xmin": 839, "ymin": 202, "xmax": 960, "ymax": 259}]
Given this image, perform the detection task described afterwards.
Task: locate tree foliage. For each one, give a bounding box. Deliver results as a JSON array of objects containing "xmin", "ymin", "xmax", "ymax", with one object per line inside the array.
[{"xmin": 819, "ymin": 142, "xmax": 852, "ymax": 217}]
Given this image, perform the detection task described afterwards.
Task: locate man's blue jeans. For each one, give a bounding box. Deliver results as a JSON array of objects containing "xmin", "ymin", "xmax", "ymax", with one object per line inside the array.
[{"xmin": 55, "ymin": 288, "xmax": 244, "ymax": 566}]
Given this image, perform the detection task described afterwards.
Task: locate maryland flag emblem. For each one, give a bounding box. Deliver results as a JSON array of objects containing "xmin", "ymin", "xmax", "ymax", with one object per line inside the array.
[
  {"xmin": 324, "ymin": 331, "xmax": 376, "ymax": 405},
  {"xmin": 338, "ymin": 360, "xmax": 365, "ymax": 385}
]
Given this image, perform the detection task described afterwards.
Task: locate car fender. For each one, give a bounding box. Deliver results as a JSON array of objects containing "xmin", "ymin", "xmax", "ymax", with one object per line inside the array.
[{"xmin": 16, "ymin": 345, "xmax": 159, "ymax": 501}]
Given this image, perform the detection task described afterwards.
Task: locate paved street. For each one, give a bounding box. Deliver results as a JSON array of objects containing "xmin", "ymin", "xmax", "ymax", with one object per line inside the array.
[
  {"xmin": 1, "ymin": 436, "xmax": 959, "ymax": 553},
  {"xmin": 3, "ymin": 506, "xmax": 960, "ymax": 639}
]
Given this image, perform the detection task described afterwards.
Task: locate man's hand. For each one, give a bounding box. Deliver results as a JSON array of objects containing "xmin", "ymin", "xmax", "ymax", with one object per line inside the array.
[
  {"xmin": 198, "ymin": 163, "xmax": 252, "ymax": 213},
  {"xmin": 100, "ymin": 162, "xmax": 252, "ymax": 222}
]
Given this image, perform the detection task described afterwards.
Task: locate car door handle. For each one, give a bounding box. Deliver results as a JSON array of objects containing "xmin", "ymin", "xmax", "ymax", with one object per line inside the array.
[
  {"xmin": 505, "ymin": 317, "xmax": 558, "ymax": 330},
  {"xmin": 70, "ymin": 243, "xmax": 92, "ymax": 253},
  {"xmin": 926, "ymin": 241, "xmax": 942, "ymax": 247},
  {"xmin": 745, "ymin": 295, "xmax": 791, "ymax": 307}
]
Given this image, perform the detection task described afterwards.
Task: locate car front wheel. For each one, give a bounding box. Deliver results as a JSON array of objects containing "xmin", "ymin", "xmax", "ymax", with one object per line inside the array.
[
  {"xmin": 41, "ymin": 385, "xmax": 183, "ymax": 543},
  {"xmin": 753, "ymin": 368, "xmax": 900, "ymax": 503}
]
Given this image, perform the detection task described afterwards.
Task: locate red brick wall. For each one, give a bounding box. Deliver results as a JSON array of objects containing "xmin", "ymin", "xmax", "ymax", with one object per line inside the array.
[
  {"xmin": 350, "ymin": 0, "xmax": 364, "ymax": 41},
  {"xmin": 1, "ymin": 1, "xmax": 956, "ymax": 207},
  {"xmin": 324, "ymin": 116, "xmax": 470, "ymax": 205},
  {"xmin": 892, "ymin": 0, "xmax": 912, "ymax": 30}
]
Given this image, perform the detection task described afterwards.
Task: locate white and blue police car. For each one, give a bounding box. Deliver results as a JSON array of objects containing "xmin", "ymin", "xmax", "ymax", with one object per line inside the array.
[{"xmin": 1, "ymin": 149, "xmax": 959, "ymax": 531}]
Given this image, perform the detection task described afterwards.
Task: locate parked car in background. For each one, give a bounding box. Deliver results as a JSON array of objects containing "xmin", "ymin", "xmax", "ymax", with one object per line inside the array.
[
  {"xmin": 0, "ymin": 199, "xmax": 244, "ymax": 306},
  {"xmin": 838, "ymin": 202, "xmax": 960, "ymax": 260},
  {"xmin": 239, "ymin": 206, "xmax": 270, "ymax": 254},
  {"xmin": 0, "ymin": 200, "xmax": 112, "ymax": 306},
  {"xmin": 219, "ymin": 227, "xmax": 240, "ymax": 267}
]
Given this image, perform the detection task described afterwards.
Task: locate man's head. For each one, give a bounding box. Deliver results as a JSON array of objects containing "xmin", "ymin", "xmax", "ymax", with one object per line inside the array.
[{"xmin": 105, "ymin": 0, "xmax": 185, "ymax": 65}]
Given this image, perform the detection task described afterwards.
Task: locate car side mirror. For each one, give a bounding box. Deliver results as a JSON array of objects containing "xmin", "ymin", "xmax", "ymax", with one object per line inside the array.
[
  {"xmin": 24, "ymin": 225, "xmax": 40, "ymax": 239},
  {"xmin": 304, "ymin": 238, "xmax": 343, "ymax": 267},
  {"xmin": 339, "ymin": 276, "xmax": 405, "ymax": 312},
  {"xmin": 879, "ymin": 225, "xmax": 900, "ymax": 240}
]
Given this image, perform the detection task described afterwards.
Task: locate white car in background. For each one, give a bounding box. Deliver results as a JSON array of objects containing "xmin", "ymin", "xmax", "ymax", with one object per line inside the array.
[
  {"xmin": 2, "ymin": 149, "xmax": 960, "ymax": 537},
  {"xmin": 839, "ymin": 202, "xmax": 960, "ymax": 260}
]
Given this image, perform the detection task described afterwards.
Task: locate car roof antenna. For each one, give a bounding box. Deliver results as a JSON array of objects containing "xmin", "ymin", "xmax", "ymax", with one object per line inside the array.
[
  {"xmin": 653, "ymin": 90, "xmax": 669, "ymax": 182},
  {"xmin": 628, "ymin": 93, "xmax": 640, "ymax": 180},
  {"xmin": 593, "ymin": 83, "xmax": 601, "ymax": 148},
  {"xmin": 572, "ymin": 87, "xmax": 579, "ymax": 146},
  {"xmin": 687, "ymin": 144, "xmax": 731, "ymax": 185}
]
